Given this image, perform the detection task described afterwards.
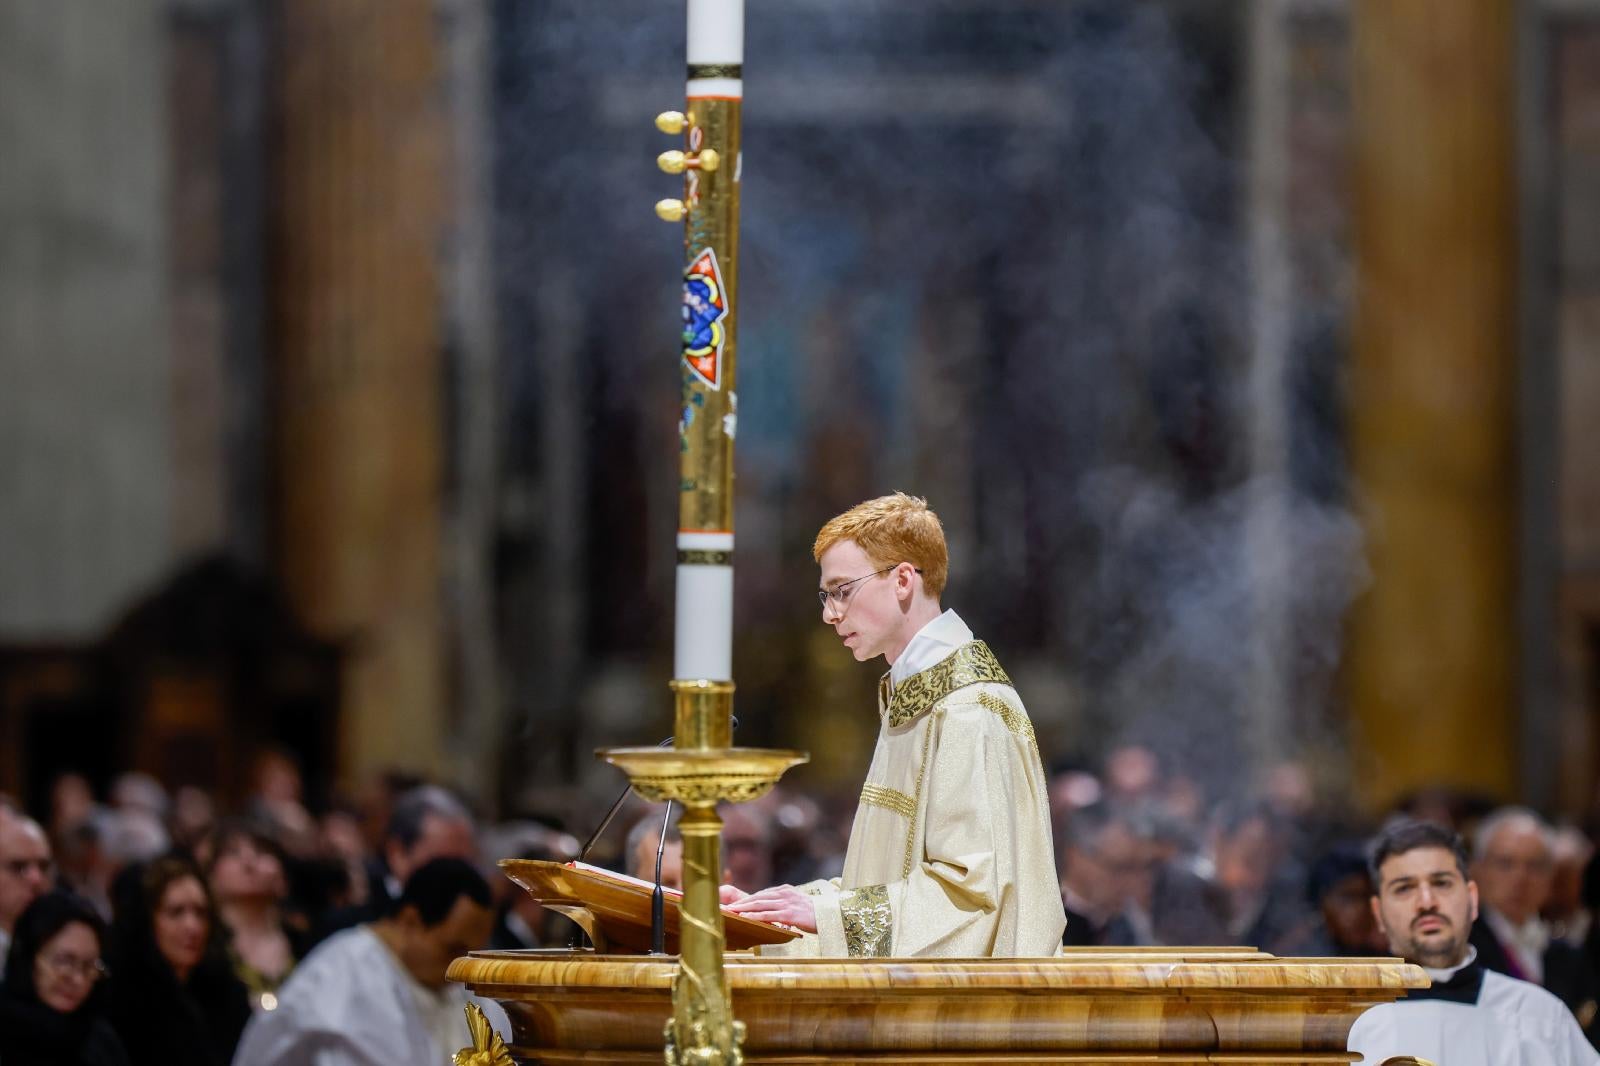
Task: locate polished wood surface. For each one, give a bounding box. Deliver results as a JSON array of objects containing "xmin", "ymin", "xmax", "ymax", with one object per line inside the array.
[{"xmin": 449, "ymin": 948, "xmax": 1426, "ymax": 1064}]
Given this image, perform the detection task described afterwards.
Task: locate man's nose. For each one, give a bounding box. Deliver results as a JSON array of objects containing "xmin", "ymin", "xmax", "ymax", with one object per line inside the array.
[{"xmin": 1416, "ymin": 883, "xmax": 1437, "ymax": 908}]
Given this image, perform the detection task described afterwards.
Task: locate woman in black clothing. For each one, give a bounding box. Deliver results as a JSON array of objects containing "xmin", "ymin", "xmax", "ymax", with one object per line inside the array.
[
  {"xmin": 105, "ymin": 854, "xmax": 252, "ymax": 1066},
  {"xmin": 0, "ymin": 890, "xmax": 130, "ymax": 1066},
  {"xmin": 203, "ymin": 818, "xmax": 309, "ymax": 1011}
]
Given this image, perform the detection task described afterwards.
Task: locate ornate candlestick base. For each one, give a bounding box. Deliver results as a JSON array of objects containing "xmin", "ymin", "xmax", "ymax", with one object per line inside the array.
[{"xmin": 602, "ymin": 695, "xmax": 807, "ymax": 1066}]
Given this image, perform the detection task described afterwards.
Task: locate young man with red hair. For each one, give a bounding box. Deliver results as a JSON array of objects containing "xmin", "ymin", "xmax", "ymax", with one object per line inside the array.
[{"xmin": 726, "ymin": 493, "xmax": 1065, "ymax": 956}]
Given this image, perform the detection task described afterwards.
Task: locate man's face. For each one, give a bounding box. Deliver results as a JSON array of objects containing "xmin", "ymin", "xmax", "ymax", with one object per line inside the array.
[
  {"xmin": 1322, "ymin": 872, "xmax": 1386, "ymax": 954},
  {"xmin": 0, "ymin": 814, "xmax": 53, "ymax": 932},
  {"xmin": 1061, "ymin": 841, "xmax": 1118, "ymax": 920},
  {"xmin": 1372, "ymin": 846, "xmax": 1478, "ymax": 969},
  {"xmin": 818, "ymin": 540, "xmax": 905, "ymax": 663},
  {"xmin": 1213, "ymin": 817, "xmax": 1278, "ymax": 899},
  {"xmin": 630, "ymin": 833, "xmax": 683, "ymax": 891},
  {"xmin": 401, "ymin": 897, "xmax": 494, "ymax": 989},
  {"xmin": 721, "ymin": 818, "xmax": 772, "ymax": 893},
  {"xmin": 390, "ymin": 814, "xmax": 476, "ymax": 884},
  {"xmin": 1095, "ymin": 822, "xmax": 1158, "ymax": 911},
  {"xmin": 1474, "ymin": 822, "xmax": 1553, "ymax": 926}
]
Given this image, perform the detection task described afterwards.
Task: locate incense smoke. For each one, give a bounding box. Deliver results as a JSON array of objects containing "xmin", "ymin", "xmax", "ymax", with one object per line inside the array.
[{"xmin": 492, "ymin": 0, "xmax": 1366, "ymax": 804}]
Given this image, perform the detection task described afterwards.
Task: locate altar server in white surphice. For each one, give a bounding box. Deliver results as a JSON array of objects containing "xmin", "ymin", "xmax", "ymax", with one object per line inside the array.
[
  {"xmin": 232, "ymin": 858, "xmax": 494, "ymax": 1066},
  {"xmin": 725, "ymin": 493, "xmax": 1065, "ymax": 957},
  {"xmin": 1347, "ymin": 818, "xmax": 1600, "ymax": 1066}
]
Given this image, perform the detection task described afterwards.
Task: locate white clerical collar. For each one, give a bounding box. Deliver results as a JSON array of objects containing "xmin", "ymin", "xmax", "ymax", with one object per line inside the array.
[
  {"xmin": 1422, "ymin": 944, "xmax": 1478, "ymax": 984},
  {"xmin": 889, "ymin": 609, "xmax": 972, "ymax": 687}
]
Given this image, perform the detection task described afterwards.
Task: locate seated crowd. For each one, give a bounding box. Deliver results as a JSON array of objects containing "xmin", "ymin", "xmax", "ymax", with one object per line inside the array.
[{"xmin": 4, "ymin": 745, "xmax": 1600, "ymax": 1062}]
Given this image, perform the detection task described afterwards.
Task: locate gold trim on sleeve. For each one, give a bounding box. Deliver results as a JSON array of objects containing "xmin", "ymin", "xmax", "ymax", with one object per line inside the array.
[
  {"xmin": 839, "ymin": 884, "xmax": 893, "ymax": 957},
  {"xmin": 977, "ymin": 691, "xmax": 1039, "ymax": 760},
  {"xmin": 859, "ymin": 783, "xmax": 917, "ymax": 820}
]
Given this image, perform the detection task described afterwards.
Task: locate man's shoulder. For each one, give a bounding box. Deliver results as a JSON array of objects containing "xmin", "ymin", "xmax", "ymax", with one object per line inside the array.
[
  {"xmin": 1480, "ymin": 969, "xmax": 1600, "ymax": 1062},
  {"xmin": 1481, "ymin": 966, "xmax": 1585, "ymax": 1021},
  {"xmin": 281, "ymin": 926, "xmax": 390, "ymax": 1001},
  {"xmin": 933, "ymin": 678, "xmax": 1040, "ymax": 757},
  {"xmin": 1347, "ymin": 998, "xmax": 1478, "ymax": 1064},
  {"xmin": 937, "ymin": 680, "xmax": 1024, "ymax": 716}
]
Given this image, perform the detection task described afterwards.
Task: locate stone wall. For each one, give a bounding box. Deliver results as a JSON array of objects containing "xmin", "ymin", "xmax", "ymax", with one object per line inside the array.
[{"xmin": 0, "ymin": 3, "xmax": 174, "ymax": 638}]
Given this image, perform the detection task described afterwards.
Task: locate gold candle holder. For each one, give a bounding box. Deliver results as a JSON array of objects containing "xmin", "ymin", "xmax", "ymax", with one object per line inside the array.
[{"xmin": 601, "ymin": 687, "xmax": 807, "ymax": 1065}]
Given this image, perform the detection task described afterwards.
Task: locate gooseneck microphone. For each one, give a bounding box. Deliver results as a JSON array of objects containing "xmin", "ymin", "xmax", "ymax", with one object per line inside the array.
[
  {"xmin": 575, "ymin": 716, "xmax": 739, "ymax": 864},
  {"xmin": 568, "ymin": 717, "xmax": 735, "ymax": 953},
  {"xmin": 650, "ymin": 800, "xmax": 673, "ymax": 955},
  {"xmin": 577, "ymin": 734, "xmax": 676, "ymax": 864}
]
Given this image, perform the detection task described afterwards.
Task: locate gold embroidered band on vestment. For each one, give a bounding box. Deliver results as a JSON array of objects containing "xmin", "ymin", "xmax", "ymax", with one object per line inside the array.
[
  {"xmin": 859, "ymin": 783, "xmax": 917, "ymax": 820},
  {"xmin": 977, "ymin": 691, "xmax": 1039, "ymax": 759},
  {"xmin": 839, "ymin": 884, "xmax": 893, "ymax": 957},
  {"xmin": 882, "ymin": 641, "xmax": 1012, "ymax": 728}
]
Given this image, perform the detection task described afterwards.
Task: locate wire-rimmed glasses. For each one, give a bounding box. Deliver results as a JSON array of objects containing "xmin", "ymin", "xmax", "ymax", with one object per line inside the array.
[
  {"xmin": 818, "ymin": 565, "xmax": 922, "ymax": 612},
  {"xmin": 817, "ymin": 566, "xmax": 896, "ymax": 612}
]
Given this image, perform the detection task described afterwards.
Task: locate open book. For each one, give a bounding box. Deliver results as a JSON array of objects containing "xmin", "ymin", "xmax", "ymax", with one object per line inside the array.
[
  {"xmin": 568, "ymin": 860, "xmax": 685, "ymax": 898},
  {"xmin": 497, "ymin": 858, "xmax": 802, "ymax": 954}
]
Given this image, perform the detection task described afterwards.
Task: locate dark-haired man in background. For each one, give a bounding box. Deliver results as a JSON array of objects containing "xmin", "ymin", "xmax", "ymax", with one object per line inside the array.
[
  {"xmin": 313, "ymin": 784, "xmax": 477, "ymax": 946},
  {"xmin": 233, "ymin": 857, "xmax": 495, "ymax": 1066},
  {"xmin": 1347, "ymin": 819, "xmax": 1599, "ymax": 1066}
]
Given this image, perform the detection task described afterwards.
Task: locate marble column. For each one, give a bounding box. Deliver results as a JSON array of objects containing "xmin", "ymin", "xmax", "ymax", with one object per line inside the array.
[
  {"xmin": 1347, "ymin": 0, "xmax": 1518, "ymax": 806},
  {"xmin": 271, "ymin": 0, "xmax": 447, "ymax": 779}
]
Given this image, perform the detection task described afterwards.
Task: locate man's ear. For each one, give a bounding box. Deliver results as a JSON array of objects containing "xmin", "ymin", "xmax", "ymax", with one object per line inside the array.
[
  {"xmin": 1369, "ymin": 895, "xmax": 1384, "ymax": 934},
  {"xmin": 894, "ymin": 561, "xmax": 918, "ymax": 601},
  {"xmin": 1467, "ymin": 879, "xmax": 1479, "ymax": 924}
]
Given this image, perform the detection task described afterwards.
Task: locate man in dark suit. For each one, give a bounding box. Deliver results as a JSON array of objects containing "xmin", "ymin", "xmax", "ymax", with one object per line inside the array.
[
  {"xmin": 1057, "ymin": 803, "xmax": 1122, "ymax": 946},
  {"xmin": 1469, "ymin": 806, "xmax": 1600, "ymax": 1044},
  {"xmin": 1058, "ymin": 803, "xmax": 1229, "ymax": 948}
]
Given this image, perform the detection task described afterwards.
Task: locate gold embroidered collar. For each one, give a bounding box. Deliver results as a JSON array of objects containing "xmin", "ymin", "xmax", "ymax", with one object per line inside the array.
[{"xmin": 879, "ymin": 641, "xmax": 1011, "ymax": 728}]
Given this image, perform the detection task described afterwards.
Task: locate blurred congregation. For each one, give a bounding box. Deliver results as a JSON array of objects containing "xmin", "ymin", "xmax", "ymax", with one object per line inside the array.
[{"xmin": 9, "ymin": 745, "xmax": 1600, "ymax": 1062}]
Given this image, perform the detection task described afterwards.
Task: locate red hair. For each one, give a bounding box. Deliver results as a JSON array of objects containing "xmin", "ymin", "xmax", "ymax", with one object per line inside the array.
[{"xmin": 813, "ymin": 493, "xmax": 948, "ymax": 598}]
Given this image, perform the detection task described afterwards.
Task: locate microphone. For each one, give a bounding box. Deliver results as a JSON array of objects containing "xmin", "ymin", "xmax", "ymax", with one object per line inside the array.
[{"xmin": 650, "ymin": 800, "xmax": 673, "ymax": 955}]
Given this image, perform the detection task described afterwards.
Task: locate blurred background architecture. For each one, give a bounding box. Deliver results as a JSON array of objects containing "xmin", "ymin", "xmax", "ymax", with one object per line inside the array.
[{"xmin": 3, "ymin": 0, "xmax": 1600, "ymax": 831}]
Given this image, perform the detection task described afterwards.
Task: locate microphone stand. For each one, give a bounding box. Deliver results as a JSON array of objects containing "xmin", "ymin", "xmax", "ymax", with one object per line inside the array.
[
  {"xmin": 571, "ymin": 719, "xmax": 732, "ymax": 951},
  {"xmin": 568, "ymin": 737, "xmax": 674, "ymax": 949},
  {"xmin": 650, "ymin": 800, "xmax": 673, "ymax": 955},
  {"xmin": 577, "ymin": 734, "xmax": 678, "ymax": 864}
]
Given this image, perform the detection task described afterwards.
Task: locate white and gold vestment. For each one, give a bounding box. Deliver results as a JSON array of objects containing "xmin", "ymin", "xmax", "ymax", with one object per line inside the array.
[{"xmin": 771, "ymin": 611, "xmax": 1065, "ymax": 958}]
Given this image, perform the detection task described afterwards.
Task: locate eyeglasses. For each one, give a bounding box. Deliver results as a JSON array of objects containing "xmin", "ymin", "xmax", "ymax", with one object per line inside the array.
[
  {"xmin": 817, "ymin": 566, "xmax": 920, "ymax": 611},
  {"xmin": 38, "ymin": 951, "xmax": 109, "ymax": 982}
]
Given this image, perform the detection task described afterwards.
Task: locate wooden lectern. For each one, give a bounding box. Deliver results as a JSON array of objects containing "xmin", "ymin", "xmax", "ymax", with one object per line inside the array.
[
  {"xmin": 498, "ymin": 860, "xmax": 800, "ymax": 955},
  {"xmin": 450, "ymin": 862, "xmax": 1428, "ymax": 1065}
]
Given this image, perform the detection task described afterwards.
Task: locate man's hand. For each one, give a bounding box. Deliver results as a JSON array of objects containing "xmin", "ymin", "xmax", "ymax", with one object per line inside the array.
[{"xmin": 723, "ymin": 884, "xmax": 818, "ymax": 932}]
